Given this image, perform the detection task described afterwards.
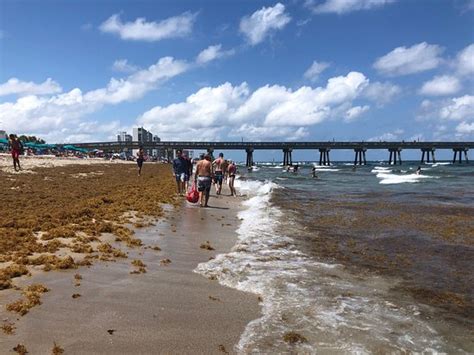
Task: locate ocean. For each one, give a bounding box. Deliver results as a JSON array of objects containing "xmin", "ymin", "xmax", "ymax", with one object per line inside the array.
[{"xmin": 196, "ymin": 161, "xmax": 474, "ymax": 353}]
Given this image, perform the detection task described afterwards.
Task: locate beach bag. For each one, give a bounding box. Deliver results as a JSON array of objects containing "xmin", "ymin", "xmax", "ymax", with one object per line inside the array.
[{"xmin": 186, "ymin": 183, "xmax": 199, "ymax": 203}]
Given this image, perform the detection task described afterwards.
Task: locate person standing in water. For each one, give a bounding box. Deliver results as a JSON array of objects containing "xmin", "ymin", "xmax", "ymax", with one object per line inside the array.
[
  {"xmin": 212, "ymin": 152, "xmax": 225, "ymax": 195},
  {"xmin": 195, "ymin": 154, "xmax": 213, "ymax": 207},
  {"xmin": 136, "ymin": 147, "xmax": 145, "ymax": 176},
  {"xmin": 9, "ymin": 134, "xmax": 22, "ymax": 171},
  {"xmin": 228, "ymin": 160, "xmax": 237, "ymax": 197}
]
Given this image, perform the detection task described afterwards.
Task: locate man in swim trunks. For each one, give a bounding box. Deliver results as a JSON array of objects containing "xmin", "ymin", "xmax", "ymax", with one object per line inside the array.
[
  {"xmin": 195, "ymin": 154, "xmax": 212, "ymax": 207},
  {"xmin": 227, "ymin": 160, "xmax": 237, "ymax": 197},
  {"xmin": 212, "ymin": 152, "xmax": 225, "ymax": 195},
  {"xmin": 9, "ymin": 134, "xmax": 22, "ymax": 171},
  {"xmin": 173, "ymin": 149, "xmax": 188, "ymax": 195}
]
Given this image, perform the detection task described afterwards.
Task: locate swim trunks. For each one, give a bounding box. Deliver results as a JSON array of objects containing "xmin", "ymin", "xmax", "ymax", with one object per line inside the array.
[
  {"xmin": 197, "ymin": 176, "xmax": 211, "ymax": 192},
  {"xmin": 11, "ymin": 149, "xmax": 20, "ymax": 160},
  {"xmin": 137, "ymin": 158, "xmax": 144, "ymax": 167},
  {"xmin": 214, "ymin": 171, "xmax": 223, "ymax": 185},
  {"xmin": 175, "ymin": 173, "xmax": 189, "ymax": 182}
]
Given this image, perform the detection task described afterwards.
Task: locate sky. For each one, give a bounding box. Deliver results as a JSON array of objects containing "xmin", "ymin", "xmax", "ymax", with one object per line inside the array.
[{"xmin": 0, "ymin": 0, "xmax": 473, "ymax": 160}]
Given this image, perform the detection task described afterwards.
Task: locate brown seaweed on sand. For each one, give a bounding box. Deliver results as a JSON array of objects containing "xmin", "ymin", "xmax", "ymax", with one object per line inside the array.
[
  {"xmin": 72, "ymin": 293, "xmax": 81, "ymax": 299},
  {"xmin": 6, "ymin": 283, "xmax": 50, "ymax": 316},
  {"xmin": 160, "ymin": 258, "xmax": 171, "ymax": 265},
  {"xmin": 1, "ymin": 322, "xmax": 16, "ymax": 335},
  {"xmin": 200, "ymin": 241, "xmax": 215, "ymax": 251},
  {"xmin": 283, "ymin": 331, "xmax": 308, "ymax": 344},
  {"xmin": 13, "ymin": 344, "xmax": 28, "ymax": 354},
  {"xmin": 51, "ymin": 342, "xmax": 64, "ymax": 354},
  {"xmin": 218, "ymin": 344, "xmax": 229, "ymax": 353}
]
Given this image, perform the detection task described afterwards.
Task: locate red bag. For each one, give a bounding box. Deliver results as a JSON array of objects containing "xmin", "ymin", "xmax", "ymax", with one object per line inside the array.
[{"xmin": 186, "ymin": 182, "xmax": 199, "ymax": 203}]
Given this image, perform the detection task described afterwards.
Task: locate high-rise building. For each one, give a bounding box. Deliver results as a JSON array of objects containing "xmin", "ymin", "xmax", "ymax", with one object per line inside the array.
[
  {"xmin": 132, "ymin": 127, "xmax": 160, "ymax": 157},
  {"xmin": 117, "ymin": 131, "xmax": 132, "ymax": 142}
]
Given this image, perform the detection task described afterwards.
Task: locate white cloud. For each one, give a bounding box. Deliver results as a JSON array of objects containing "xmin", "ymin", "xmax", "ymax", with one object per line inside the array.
[
  {"xmin": 439, "ymin": 95, "xmax": 474, "ymax": 120},
  {"xmin": 455, "ymin": 43, "xmax": 474, "ymax": 75},
  {"xmin": 196, "ymin": 44, "xmax": 235, "ymax": 65},
  {"xmin": 239, "ymin": 3, "xmax": 291, "ymax": 45},
  {"xmin": 418, "ymin": 95, "xmax": 474, "ymax": 122},
  {"xmin": 303, "ymin": 61, "xmax": 330, "ymax": 82},
  {"xmin": 362, "ymin": 81, "xmax": 401, "ymax": 105},
  {"xmin": 368, "ymin": 128, "xmax": 404, "ymax": 142},
  {"xmin": 112, "ymin": 59, "xmax": 139, "ymax": 73},
  {"xmin": 137, "ymin": 72, "xmax": 370, "ymax": 140},
  {"xmin": 0, "ymin": 56, "xmax": 189, "ymax": 142},
  {"xmin": 230, "ymin": 124, "xmax": 309, "ymax": 141},
  {"xmin": 309, "ymin": 0, "xmax": 396, "ymax": 14},
  {"xmin": 373, "ymin": 42, "xmax": 444, "ymax": 76},
  {"xmin": 419, "ymin": 75, "xmax": 461, "ymax": 96},
  {"xmin": 456, "ymin": 121, "xmax": 474, "ymax": 134},
  {"xmin": 99, "ymin": 12, "xmax": 197, "ymax": 41},
  {"xmin": 344, "ymin": 105, "xmax": 370, "ymax": 122},
  {"xmin": 0, "ymin": 78, "xmax": 62, "ymax": 97}
]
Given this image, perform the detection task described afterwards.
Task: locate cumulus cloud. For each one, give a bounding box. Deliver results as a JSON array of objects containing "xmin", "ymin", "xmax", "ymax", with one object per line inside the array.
[
  {"xmin": 344, "ymin": 105, "xmax": 370, "ymax": 122},
  {"xmin": 239, "ymin": 3, "xmax": 291, "ymax": 45},
  {"xmin": 418, "ymin": 95, "xmax": 474, "ymax": 122},
  {"xmin": 368, "ymin": 128, "xmax": 404, "ymax": 142},
  {"xmin": 0, "ymin": 78, "xmax": 62, "ymax": 97},
  {"xmin": 112, "ymin": 59, "xmax": 139, "ymax": 73},
  {"xmin": 419, "ymin": 75, "xmax": 461, "ymax": 96},
  {"xmin": 362, "ymin": 81, "xmax": 401, "ymax": 105},
  {"xmin": 303, "ymin": 61, "xmax": 330, "ymax": 82},
  {"xmin": 373, "ymin": 42, "xmax": 444, "ymax": 76},
  {"xmin": 0, "ymin": 56, "xmax": 189, "ymax": 141},
  {"xmin": 99, "ymin": 12, "xmax": 197, "ymax": 41},
  {"xmin": 456, "ymin": 121, "xmax": 474, "ymax": 134},
  {"xmin": 308, "ymin": 0, "xmax": 396, "ymax": 14},
  {"xmin": 137, "ymin": 72, "xmax": 370, "ymax": 140},
  {"xmin": 455, "ymin": 43, "xmax": 474, "ymax": 75},
  {"xmin": 196, "ymin": 44, "xmax": 235, "ymax": 65}
]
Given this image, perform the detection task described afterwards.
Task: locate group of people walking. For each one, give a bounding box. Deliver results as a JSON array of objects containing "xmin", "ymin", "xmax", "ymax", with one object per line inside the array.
[{"xmin": 172, "ymin": 150, "xmax": 237, "ymax": 207}]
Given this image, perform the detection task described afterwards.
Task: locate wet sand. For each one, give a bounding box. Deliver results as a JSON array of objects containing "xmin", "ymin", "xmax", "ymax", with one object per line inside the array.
[{"xmin": 0, "ymin": 186, "xmax": 260, "ymax": 354}]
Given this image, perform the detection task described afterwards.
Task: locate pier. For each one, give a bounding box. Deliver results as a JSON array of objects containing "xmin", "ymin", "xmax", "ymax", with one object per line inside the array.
[{"xmin": 64, "ymin": 141, "xmax": 473, "ymax": 167}]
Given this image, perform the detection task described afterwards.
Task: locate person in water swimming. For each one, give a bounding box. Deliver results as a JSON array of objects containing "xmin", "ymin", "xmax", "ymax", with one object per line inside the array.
[{"xmin": 416, "ymin": 166, "xmax": 421, "ymax": 175}]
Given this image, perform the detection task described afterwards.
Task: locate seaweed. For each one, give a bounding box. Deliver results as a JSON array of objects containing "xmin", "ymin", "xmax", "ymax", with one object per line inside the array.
[
  {"xmin": 200, "ymin": 241, "xmax": 215, "ymax": 251},
  {"xmin": 13, "ymin": 344, "xmax": 28, "ymax": 354},
  {"xmin": 51, "ymin": 343, "xmax": 64, "ymax": 354},
  {"xmin": 283, "ymin": 331, "xmax": 308, "ymax": 344}
]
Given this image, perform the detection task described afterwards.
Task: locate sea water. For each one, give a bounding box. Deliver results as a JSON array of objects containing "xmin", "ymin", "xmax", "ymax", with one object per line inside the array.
[{"xmin": 195, "ymin": 161, "xmax": 474, "ymax": 353}]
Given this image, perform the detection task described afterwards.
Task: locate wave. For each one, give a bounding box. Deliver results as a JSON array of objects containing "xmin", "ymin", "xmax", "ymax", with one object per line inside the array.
[{"xmin": 194, "ymin": 178, "xmax": 450, "ymax": 353}]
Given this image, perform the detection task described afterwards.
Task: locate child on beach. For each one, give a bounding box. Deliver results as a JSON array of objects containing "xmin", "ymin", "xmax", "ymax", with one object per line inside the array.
[{"xmin": 9, "ymin": 134, "xmax": 22, "ymax": 171}]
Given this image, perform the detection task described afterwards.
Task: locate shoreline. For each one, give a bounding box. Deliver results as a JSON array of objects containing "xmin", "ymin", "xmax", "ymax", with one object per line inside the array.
[{"xmin": 0, "ymin": 161, "xmax": 261, "ymax": 354}]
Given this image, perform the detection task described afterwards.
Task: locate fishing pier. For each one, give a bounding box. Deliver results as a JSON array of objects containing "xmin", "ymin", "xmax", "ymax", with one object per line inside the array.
[{"xmin": 66, "ymin": 141, "xmax": 473, "ymax": 167}]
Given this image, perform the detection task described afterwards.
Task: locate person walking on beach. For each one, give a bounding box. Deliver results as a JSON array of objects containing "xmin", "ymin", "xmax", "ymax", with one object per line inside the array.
[
  {"xmin": 136, "ymin": 148, "xmax": 145, "ymax": 176},
  {"xmin": 182, "ymin": 153, "xmax": 193, "ymax": 191},
  {"xmin": 228, "ymin": 160, "xmax": 237, "ymax": 197},
  {"xmin": 172, "ymin": 149, "xmax": 188, "ymax": 195},
  {"xmin": 212, "ymin": 152, "xmax": 225, "ymax": 195},
  {"xmin": 9, "ymin": 134, "xmax": 22, "ymax": 171},
  {"xmin": 195, "ymin": 154, "xmax": 212, "ymax": 207}
]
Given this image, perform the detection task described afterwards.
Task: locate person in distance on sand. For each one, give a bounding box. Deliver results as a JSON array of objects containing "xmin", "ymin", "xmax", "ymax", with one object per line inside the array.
[
  {"xmin": 9, "ymin": 134, "xmax": 22, "ymax": 172},
  {"xmin": 136, "ymin": 147, "xmax": 145, "ymax": 176}
]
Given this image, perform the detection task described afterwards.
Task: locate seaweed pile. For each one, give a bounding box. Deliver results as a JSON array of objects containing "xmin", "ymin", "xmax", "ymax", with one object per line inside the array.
[{"xmin": 0, "ymin": 163, "xmax": 177, "ymax": 290}]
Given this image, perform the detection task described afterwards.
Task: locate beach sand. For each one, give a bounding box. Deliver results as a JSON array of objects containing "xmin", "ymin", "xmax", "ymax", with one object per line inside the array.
[{"xmin": 0, "ymin": 161, "xmax": 260, "ymax": 354}]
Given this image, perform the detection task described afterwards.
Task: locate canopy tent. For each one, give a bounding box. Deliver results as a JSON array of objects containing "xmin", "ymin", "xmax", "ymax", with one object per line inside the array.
[{"xmin": 62, "ymin": 145, "xmax": 89, "ymax": 153}]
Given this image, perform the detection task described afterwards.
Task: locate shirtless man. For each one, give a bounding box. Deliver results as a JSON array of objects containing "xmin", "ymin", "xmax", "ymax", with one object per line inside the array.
[
  {"xmin": 9, "ymin": 134, "xmax": 22, "ymax": 171},
  {"xmin": 195, "ymin": 154, "xmax": 213, "ymax": 207},
  {"xmin": 212, "ymin": 153, "xmax": 225, "ymax": 195}
]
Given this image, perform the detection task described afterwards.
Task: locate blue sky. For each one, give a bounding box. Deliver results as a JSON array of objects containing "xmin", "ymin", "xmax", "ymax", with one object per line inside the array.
[{"xmin": 0, "ymin": 0, "xmax": 473, "ymax": 161}]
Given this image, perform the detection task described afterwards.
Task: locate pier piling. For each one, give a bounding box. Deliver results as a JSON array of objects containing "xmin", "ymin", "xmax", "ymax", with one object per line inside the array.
[
  {"xmin": 421, "ymin": 148, "xmax": 436, "ymax": 164},
  {"xmin": 452, "ymin": 148, "xmax": 469, "ymax": 163},
  {"xmin": 283, "ymin": 148, "xmax": 293, "ymax": 166},
  {"xmin": 319, "ymin": 148, "xmax": 331, "ymax": 166},
  {"xmin": 353, "ymin": 148, "xmax": 367, "ymax": 165},
  {"xmin": 246, "ymin": 147, "xmax": 254, "ymax": 167},
  {"xmin": 388, "ymin": 148, "xmax": 402, "ymax": 165}
]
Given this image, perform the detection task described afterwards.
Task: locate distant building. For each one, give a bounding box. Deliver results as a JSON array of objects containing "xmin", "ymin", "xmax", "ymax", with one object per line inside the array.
[
  {"xmin": 117, "ymin": 131, "xmax": 132, "ymax": 142},
  {"xmin": 0, "ymin": 130, "xmax": 7, "ymax": 140},
  {"xmin": 132, "ymin": 127, "xmax": 160, "ymax": 157}
]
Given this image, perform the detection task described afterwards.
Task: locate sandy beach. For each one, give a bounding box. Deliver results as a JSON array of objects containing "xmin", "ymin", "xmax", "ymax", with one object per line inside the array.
[{"xmin": 0, "ymin": 158, "xmax": 260, "ymax": 354}]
